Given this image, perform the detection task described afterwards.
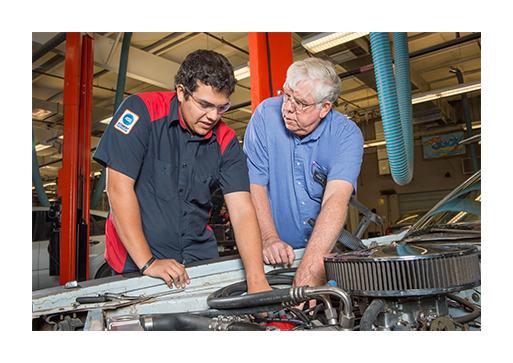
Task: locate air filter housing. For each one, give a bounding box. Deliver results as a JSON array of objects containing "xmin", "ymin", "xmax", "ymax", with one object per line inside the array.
[{"xmin": 324, "ymin": 243, "xmax": 480, "ymax": 297}]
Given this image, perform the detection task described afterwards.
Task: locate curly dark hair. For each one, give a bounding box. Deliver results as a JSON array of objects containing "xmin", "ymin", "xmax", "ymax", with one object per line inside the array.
[{"xmin": 174, "ymin": 49, "xmax": 236, "ymax": 98}]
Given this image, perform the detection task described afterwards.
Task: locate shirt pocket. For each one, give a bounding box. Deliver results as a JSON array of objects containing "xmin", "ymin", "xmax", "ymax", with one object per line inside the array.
[
  {"xmin": 188, "ymin": 171, "xmax": 214, "ymax": 207},
  {"xmin": 141, "ymin": 154, "xmax": 177, "ymax": 202},
  {"xmin": 305, "ymin": 161, "xmax": 328, "ymax": 202}
]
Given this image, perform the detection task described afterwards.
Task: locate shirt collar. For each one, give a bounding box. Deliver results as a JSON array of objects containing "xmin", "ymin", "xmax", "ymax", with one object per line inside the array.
[{"xmin": 169, "ymin": 92, "xmax": 185, "ymax": 128}]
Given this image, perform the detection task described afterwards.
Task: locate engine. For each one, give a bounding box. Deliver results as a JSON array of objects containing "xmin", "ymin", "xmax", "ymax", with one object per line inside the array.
[
  {"xmin": 324, "ymin": 243, "xmax": 481, "ymax": 331},
  {"xmin": 99, "ymin": 243, "xmax": 480, "ymax": 332}
]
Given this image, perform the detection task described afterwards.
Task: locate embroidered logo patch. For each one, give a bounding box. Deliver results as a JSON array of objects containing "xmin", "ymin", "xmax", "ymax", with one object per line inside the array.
[{"xmin": 114, "ymin": 109, "xmax": 139, "ymax": 134}]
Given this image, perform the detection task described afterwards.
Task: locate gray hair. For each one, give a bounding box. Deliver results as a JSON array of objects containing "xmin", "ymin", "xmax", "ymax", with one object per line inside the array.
[{"xmin": 284, "ymin": 58, "xmax": 341, "ymax": 107}]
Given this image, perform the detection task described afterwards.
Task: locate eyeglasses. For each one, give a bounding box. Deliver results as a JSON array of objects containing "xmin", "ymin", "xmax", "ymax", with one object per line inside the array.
[
  {"xmin": 277, "ymin": 88, "xmax": 318, "ymax": 113},
  {"xmin": 184, "ymin": 86, "xmax": 231, "ymax": 114}
]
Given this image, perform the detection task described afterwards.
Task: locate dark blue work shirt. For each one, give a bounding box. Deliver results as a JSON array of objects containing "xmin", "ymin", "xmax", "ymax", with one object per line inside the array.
[{"xmin": 93, "ymin": 92, "xmax": 249, "ymax": 273}]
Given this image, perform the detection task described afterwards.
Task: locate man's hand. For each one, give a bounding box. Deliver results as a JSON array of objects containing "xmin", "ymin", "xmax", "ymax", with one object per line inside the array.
[
  {"xmin": 143, "ymin": 259, "xmax": 190, "ymax": 289},
  {"xmin": 262, "ymin": 238, "xmax": 295, "ymax": 265},
  {"xmin": 249, "ymin": 184, "xmax": 295, "ymax": 266},
  {"xmin": 292, "ymin": 257, "xmax": 326, "ymax": 288},
  {"xmin": 292, "ymin": 256, "xmax": 327, "ymax": 311}
]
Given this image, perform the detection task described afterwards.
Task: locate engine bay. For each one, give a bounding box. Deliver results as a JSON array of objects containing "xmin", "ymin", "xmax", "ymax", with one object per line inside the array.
[
  {"xmin": 32, "ymin": 240, "xmax": 481, "ymax": 332},
  {"xmin": 122, "ymin": 243, "xmax": 480, "ymax": 332}
]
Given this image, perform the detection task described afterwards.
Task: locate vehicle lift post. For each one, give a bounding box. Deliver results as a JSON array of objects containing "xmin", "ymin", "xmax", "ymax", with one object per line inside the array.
[
  {"xmin": 248, "ymin": 32, "xmax": 293, "ymax": 112},
  {"xmin": 58, "ymin": 32, "xmax": 94, "ymax": 286}
]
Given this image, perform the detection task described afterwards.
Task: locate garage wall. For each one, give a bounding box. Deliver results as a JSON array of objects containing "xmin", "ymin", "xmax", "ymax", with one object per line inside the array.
[
  {"xmin": 352, "ymin": 139, "xmax": 481, "ymax": 237},
  {"xmin": 397, "ymin": 189, "xmax": 452, "ymax": 215}
]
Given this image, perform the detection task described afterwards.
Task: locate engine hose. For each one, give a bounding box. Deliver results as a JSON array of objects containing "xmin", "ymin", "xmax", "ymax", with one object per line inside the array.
[
  {"xmin": 207, "ymin": 269, "xmax": 310, "ymax": 310},
  {"xmin": 447, "ymin": 293, "xmax": 481, "ymax": 324},
  {"xmin": 214, "ymin": 275, "xmax": 294, "ymax": 298},
  {"xmin": 360, "ymin": 298, "xmax": 385, "ymax": 331},
  {"xmin": 225, "ymin": 322, "xmax": 267, "ymax": 331},
  {"xmin": 206, "ymin": 270, "xmax": 355, "ymax": 330},
  {"xmin": 206, "ymin": 270, "xmax": 295, "ymax": 309},
  {"xmin": 140, "ymin": 313, "xmax": 213, "ymax": 331},
  {"xmin": 191, "ymin": 304, "xmax": 287, "ymax": 318},
  {"xmin": 207, "ymin": 285, "xmax": 301, "ymax": 309},
  {"xmin": 139, "ymin": 313, "xmax": 266, "ymax": 331}
]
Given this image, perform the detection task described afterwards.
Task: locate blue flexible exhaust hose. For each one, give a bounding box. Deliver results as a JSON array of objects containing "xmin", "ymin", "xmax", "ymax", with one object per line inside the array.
[
  {"xmin": 393, "ymin": 33, "xmax": 414, "ymax": 177},
  {"xmin": 370, "ymin": 32, "xmax": 413, "ymax": 185}
]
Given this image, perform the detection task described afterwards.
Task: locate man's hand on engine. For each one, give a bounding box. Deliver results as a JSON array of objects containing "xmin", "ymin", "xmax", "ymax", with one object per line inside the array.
[
  {"xmin": 292, "ymin": 257, "xmax": 327, "ymax": 312},
  {"xmin": 262, "ymin": 238, "xmax": 295, "ymax": 265}
]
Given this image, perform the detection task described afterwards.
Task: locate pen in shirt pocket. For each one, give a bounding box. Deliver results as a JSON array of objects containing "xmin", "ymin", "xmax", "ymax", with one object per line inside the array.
[{"xmin": 311, "ymin": 161, "xmax": 324, "ymax": 174}]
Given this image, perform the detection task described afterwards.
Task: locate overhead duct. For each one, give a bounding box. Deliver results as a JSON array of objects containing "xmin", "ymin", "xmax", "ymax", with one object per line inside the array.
[
  {"xmin": 32, "ymin": 130, "xmax": 50, "ymax": 207},
  {"xmin": 369, "ymin": 32, "xmax": 414, "ymax": 186},
  {"xmin": 32, "ymin": 32, "xmax": 66, "ymax": 64}
]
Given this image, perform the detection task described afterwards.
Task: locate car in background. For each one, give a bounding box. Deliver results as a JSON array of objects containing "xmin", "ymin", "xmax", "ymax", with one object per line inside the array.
[
  {"xmin": 401, "ymin": 170, "xmax": 481, "ymax": 326},
  {"xmin": 385, "ymin": 209, "xmax": 429, "ymax": 235},
  {"xmin": 32, "ymin": 207, "xmax": 111, "ymax": 290},
  {"xmin": 404, "ymin": 172, "xmax": 481, "ymax": 241}
]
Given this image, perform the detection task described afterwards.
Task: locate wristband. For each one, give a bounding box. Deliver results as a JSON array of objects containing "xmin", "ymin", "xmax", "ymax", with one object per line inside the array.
[{"xmin": 140, "ymin": 257, "xmax": 156, "ymax": 274}]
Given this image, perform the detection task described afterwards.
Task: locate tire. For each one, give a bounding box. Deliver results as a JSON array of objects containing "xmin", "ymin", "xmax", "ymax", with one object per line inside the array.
[{"xmin": 94, "ymin": 263, "xmax": 113, "ymax": 279}]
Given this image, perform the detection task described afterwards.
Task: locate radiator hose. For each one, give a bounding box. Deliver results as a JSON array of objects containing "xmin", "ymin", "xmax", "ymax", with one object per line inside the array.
[{"xmin": 360, "ymin": 298, "xmax": 385, "ymax": 331}]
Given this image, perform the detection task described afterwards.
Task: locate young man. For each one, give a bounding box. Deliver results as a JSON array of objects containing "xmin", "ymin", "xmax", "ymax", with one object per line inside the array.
[
  {"xmin": 93, "ymin": 49, "xmax": 270, "ymax": 294},
  {"xmin": 244, "ymin": 58, "xmax": 364, "ymax": 288}
]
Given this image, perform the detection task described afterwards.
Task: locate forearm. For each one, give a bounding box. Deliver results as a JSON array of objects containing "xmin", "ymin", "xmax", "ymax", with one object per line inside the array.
[
  {"xmin": 106, "ymin": 167, "xmax": 153, "ymax": 270},
  {"xmin": 224, "ymin": 192, "xmax": 269, "ymax": 291},
  {"xmin": 296, "ymin": 180, "xmax": 353, "ymax": 286},
  {"xmin": 303, "ymin": 195, "xmax": 347, "ymax": 262}
]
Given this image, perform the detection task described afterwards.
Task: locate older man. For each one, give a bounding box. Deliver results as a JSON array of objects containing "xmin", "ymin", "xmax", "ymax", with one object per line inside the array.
[{"xmin": 243, "ymin": 58, "xmax": 364, "ymax": 288}]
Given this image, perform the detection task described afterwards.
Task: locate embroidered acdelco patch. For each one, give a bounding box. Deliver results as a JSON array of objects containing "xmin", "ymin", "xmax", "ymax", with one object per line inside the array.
[{"xmin": 114, "ymin": 109, "xmax": 140, "ymax": 134}]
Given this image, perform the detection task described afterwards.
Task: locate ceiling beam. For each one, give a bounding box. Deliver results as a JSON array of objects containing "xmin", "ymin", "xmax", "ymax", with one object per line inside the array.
[
  {"xmin": 32, "ymin": 97, "xmax": 112, "ymax": 124},
  {"xmin": 94, "ymin": 33, "xmax": 181, "ymax": 90}
]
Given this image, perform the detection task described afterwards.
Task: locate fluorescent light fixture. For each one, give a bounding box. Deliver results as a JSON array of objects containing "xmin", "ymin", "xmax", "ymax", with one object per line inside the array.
[
  {"xmin": 463, "ymin": 121, "xmax": 481, "ymax": 131},
  {"xmin": 364, "ymin": 140, "xmax": 387, "ymax": 148},
  {"xmin": 234, "ymin": 63, "xmax": 250, "ymax": 81},
  {"xmin": 99, "ymin": 116, "xmax": 113, "ymax": 124},
  {"xmin": 412, "ymin": 81, "xmax": 481, "ymax": 105},
  {"xmin": 302, "ymin": 32, "xmax": 369, "ymax": 53},
  {"xmin": 35, "ymin": 142, "xmax": 53, "ymax": 152}
]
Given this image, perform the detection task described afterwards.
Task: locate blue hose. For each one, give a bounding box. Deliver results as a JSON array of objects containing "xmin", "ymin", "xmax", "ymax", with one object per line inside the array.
[
  {"xmin": 393, "ymin": 33, "xmax": 414, "ymax": 174},
  {"xmin": 370, "ymin": 32, "xmax": 413, "ymax": 185}
]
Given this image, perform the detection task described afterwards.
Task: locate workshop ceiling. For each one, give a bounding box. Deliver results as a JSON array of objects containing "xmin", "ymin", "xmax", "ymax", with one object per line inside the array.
[{"xmin": 32, "ymin": 32, "xmax": 481, "ymax": 202}]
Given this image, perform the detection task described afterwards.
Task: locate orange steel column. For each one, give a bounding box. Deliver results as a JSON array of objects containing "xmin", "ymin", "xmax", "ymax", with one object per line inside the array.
[
  {"xmin": 59, "ymin": 32, "xmax": 94, "ymax": 285},
  {"xmin": 248, "ymin": 32, "xmax": 293, "ymax": 112},
  {"xmin": 60, "ymin": 32, "xmax": 82, "ymax": 285},
  {"xmin": 76, "ymin": 33, "xmax": 94, "ymax": 281}
]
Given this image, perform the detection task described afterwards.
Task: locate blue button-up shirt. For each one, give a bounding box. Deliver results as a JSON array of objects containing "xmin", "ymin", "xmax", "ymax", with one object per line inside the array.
[{"xmin": 243, "ymin": 97, "xmax": 363, "ymax": 249}]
